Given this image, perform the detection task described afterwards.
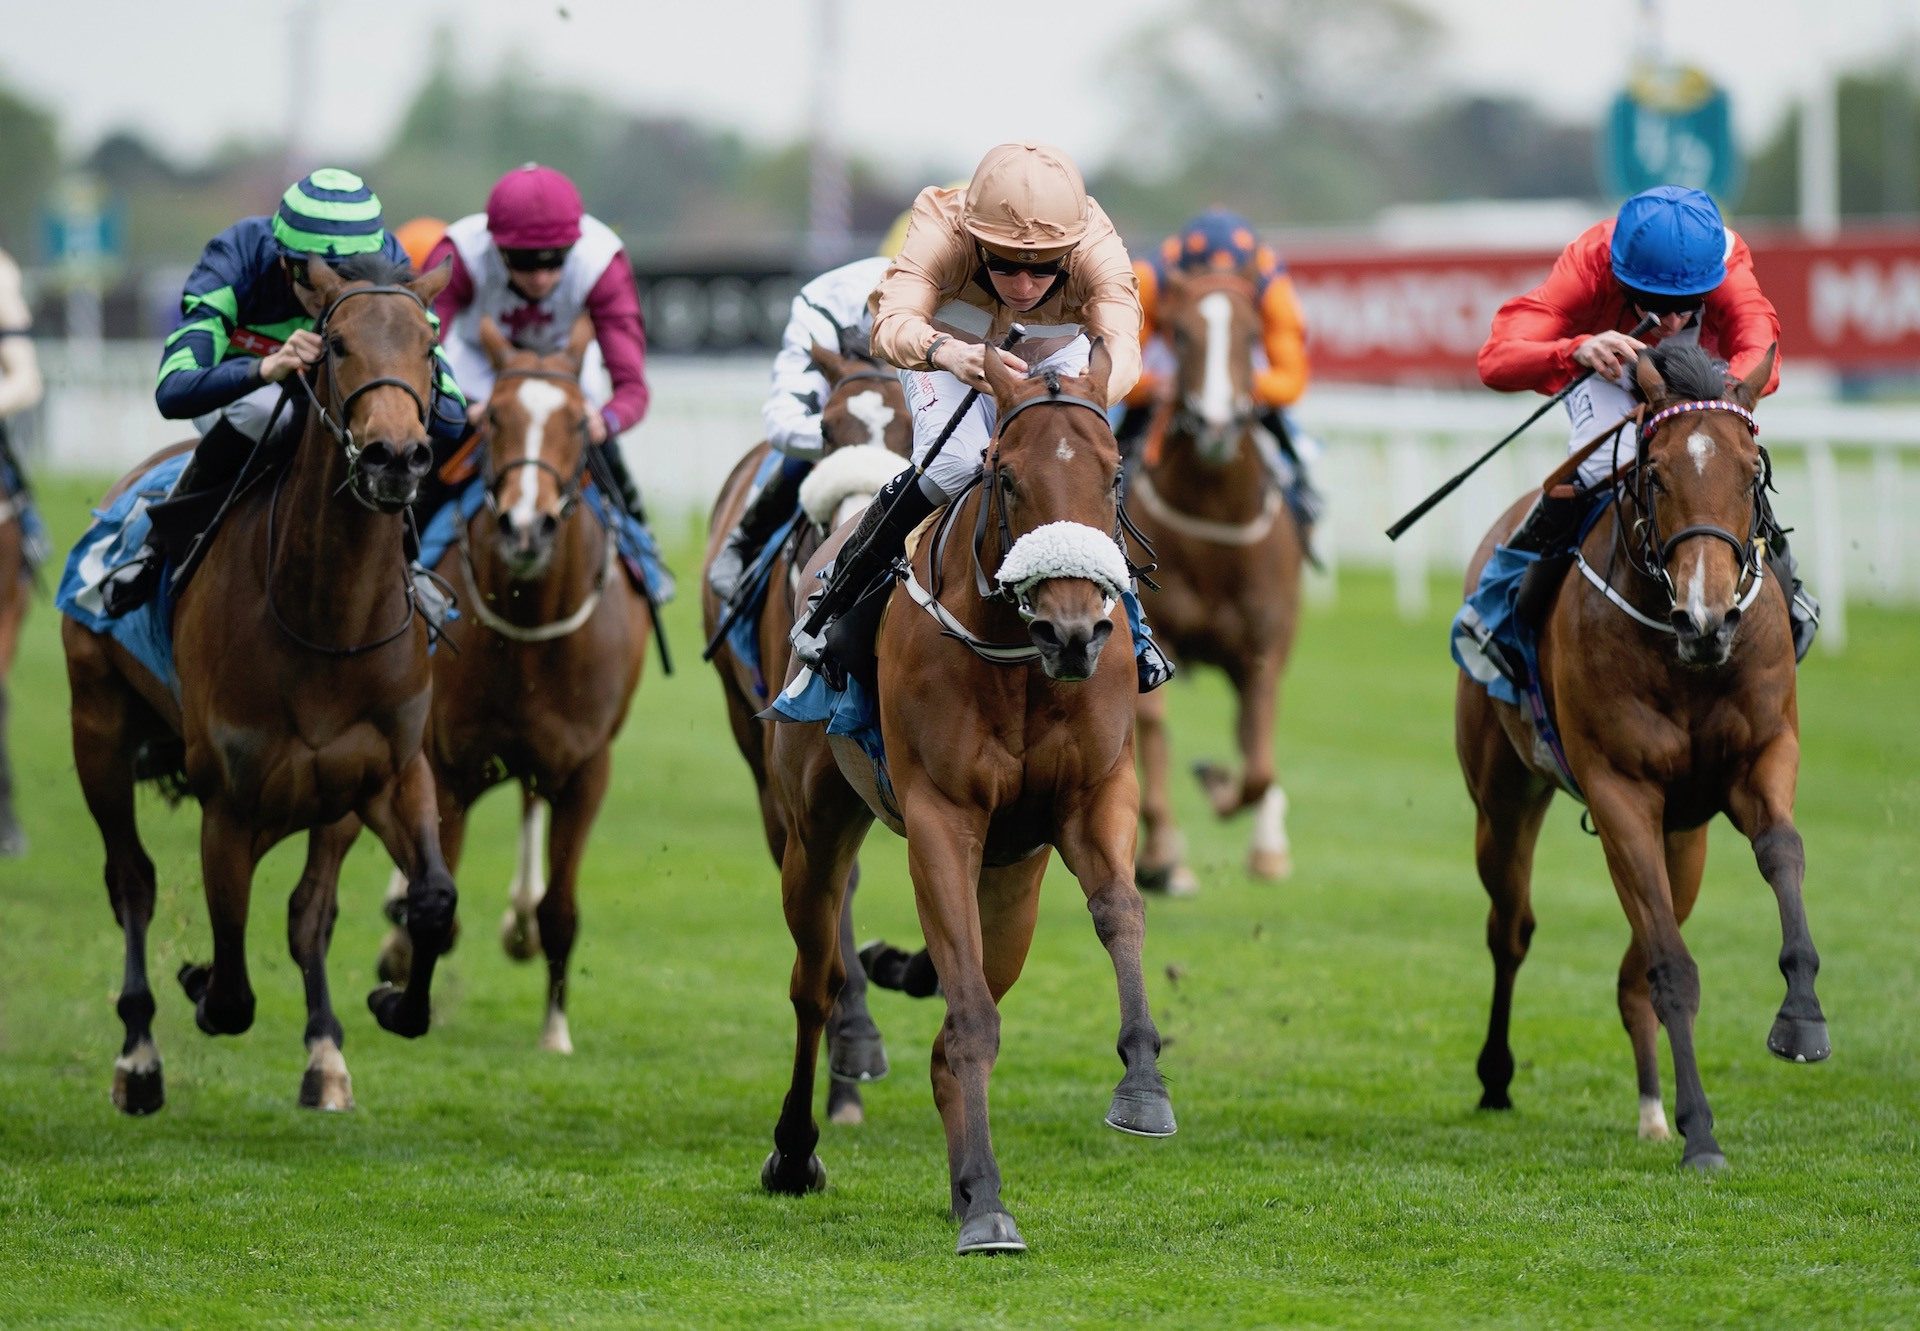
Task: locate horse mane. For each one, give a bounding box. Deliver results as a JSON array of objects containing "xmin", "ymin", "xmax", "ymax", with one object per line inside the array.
[
  {"xmin": 332, "ymin": 252, "xmax": 415, "ymax": 285},
  {"xmin": 1648, "ymin": 342, "xmax": 1729, "ymax": 402}
]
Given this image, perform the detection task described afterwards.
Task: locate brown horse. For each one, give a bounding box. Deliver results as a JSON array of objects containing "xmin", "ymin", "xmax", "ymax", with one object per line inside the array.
[
  {"xmin": 762, "ymin": 340, "xmax": 1174, "ymax": 1255},
  {"xmin": 64, "ymin": 257, "xmax": 460, "ymax": 1114},
  {"xmin": 702, "ymin": 337, "xmax": 913, "ymax": 1126},
  {"xmin": 0, "ymin": 494, "xmax": 26, "ymax": 856},
  {"xmin": 1459, "ymin": 342, "xmax": 1826, "ymax": 1169},
  {"xmin": 376, "ymin": 316, "xmax": 651, "ymax": 1053},
  {"xmin": 1130, "ymin": 271, "xmax": 1305, "ymax": 893}
]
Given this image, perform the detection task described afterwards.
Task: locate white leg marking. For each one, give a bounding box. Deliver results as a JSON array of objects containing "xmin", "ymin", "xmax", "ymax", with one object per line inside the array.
[
  {"xmin": 505, "ymin": 379, "xmax": 567, "ymax": 530},
  {"xmin": 1196, "ymin": 291, "xmax": 1235, "ymax": 428},
  {"xmin": 1252, "ymin": 785, "xmax": 1291, "ymax": 854},
  {"xmin": 540, "ymin": 1006, "xmax": 574, "ymax": 1055},
  {"xmin": 510, "ymin": 799, "xmax": 549, "ymax": 915},
  {"xmin": 304, "ymin": 1036, "xmax": 354, "ymax": 1111},
  {"xmin": 1639, "ymin": 1095, "xmax": 1671, "ymax": 1141},
  {"xmin": 383, "ymin": 866, "xmax": 408, "ymax": 910},
  {"xmin": 114, "ymin": 1037, "xmax": 160, "ymax": 1076},
  {"xmin": 1686, "ymin": 429, "xmax": 1714, "ymax": 477},
  {"xmin": 845, "ymin": 390, "xmax": 895, "ymax": 451}
]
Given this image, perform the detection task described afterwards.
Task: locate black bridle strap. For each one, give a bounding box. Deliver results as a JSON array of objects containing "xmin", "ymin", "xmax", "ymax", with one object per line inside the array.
[
  {"xmin": 1660, "ymin": 523, "xmax": 1750, "ymax": 567},
  {"xmin": 970, "ymin": 391, "xmax": 1118, "ymax": 603},
  {"xmin": 479, "ymin": 365, "xmax": 592, "ymax": 516}
]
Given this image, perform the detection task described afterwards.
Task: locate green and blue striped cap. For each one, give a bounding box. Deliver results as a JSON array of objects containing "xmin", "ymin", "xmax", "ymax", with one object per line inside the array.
[{"xmin": 272, "ymin": 168, "xmax": 387, "ymax": 258}]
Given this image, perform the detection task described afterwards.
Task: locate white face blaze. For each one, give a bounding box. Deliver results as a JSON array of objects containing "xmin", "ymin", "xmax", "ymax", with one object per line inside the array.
[
  {"xmin": 1196, "ymin": 290, "xmax": 1237, "ymax": 429},
  {"xmin": 1686, "ymin": 429, "xmax": 1715, "ymax": 477},
  {"xmin": 1685, "ymin": 547, "xmax": 1710, "ymax": 627},
  {"xmin": 844, "ymin": 390, "xmax": 895, "ymax": 452},
  {"xmin": 504, "ymin": 377, "xmax": 567, "ymax": 529},
  {"xmin": 1055, "ymin": 437, "xmax": 1076, "ymax": 463}
]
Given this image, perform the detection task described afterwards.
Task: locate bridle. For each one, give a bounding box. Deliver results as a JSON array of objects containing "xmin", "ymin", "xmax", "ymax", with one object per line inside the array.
[
  {"xmin": 1169, "ymin": 273, "xmax": 1260, "ymax": 455},
  {"xmin": 1587, "ymin": 396, "xmax": 1770, "ymax": 634},
  {"xmin": 476, "ymin": 365, "xmax": 591, "ymax": 523},
  {"xmin": 293, "ymin": 283, "xmax": 436, "ymax": 513},
  {"xmin": 267, "ymin": 282, "xmax": 438, "ymax": 657}
]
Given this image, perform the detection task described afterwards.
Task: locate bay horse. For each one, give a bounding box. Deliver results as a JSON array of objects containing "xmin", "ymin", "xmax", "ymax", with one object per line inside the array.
[
  {"xmin": 1129, "ymin": 270, "xmax": 1305, "ymax": 893},
  {"xmin": 701, "ymin": 333, "xmax": 912, "ymax": 1125},
  {"xmin": 762, "ymin": 340, "xmax": 1175, "ymax": 1255},
  {"xmin": 64, "ymin": 256, "xmax": 460, "ymax": 1114},
  {"xmin": 0, "ymin": 487, "xmax": 26, "ymax": 855},
  {"xmin": 1459, "ymin": 342, "xmax": 1827, "ymax": 1169},
  {"xmin": 375, "ymin": 315, "xmax": 651, "ymax": 1053}
]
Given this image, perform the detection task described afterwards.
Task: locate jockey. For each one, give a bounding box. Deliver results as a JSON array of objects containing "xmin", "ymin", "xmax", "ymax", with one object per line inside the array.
[
  {"xmin": 423, "ymin": 163, "xmax": 650, "ymax": 525},
  {"xmin": 1478, "ymin": 184, "xmax": 1817, "ymax": 659},
  {"xmin": 105, "ymin": 169, "xmax": 467, "ymax": 614},
  {"xmin": 705, "ymin": 250, "xmax": 892, "ymax": 604},
  {"xmin": 1121, "ymin": 208, "xmax": 1323, "ymax": 528},
  {"xmin": 0, "ymin": 246, "xmax": 48, "ymax": 572},
  {"xmin": 790, "ymin": 141, "xmax": 1174, "ymax": 692}
]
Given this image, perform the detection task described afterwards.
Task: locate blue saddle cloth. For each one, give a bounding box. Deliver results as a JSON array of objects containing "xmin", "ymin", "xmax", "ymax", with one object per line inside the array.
[
  {"xmin": 768, "ymin": 663, "xmax": 895, "ymax": 812},
  {"xmin": 1450, "ymin": 496, "xmax": 1616, "ymax": 801},
  {"xmin": 416, "ymin": 477, "xmax": 675, "ymax": 606},
  {"xmin": 56, "ymin": 454, "xmax": 187, "ymax": 697},
  {"xmin": 2, "ymin": 453, "xmax": 49, "ymax": 575},
  {"xmin": 721, "ymin": 451, "xmax": 805, "ymax": 700}
]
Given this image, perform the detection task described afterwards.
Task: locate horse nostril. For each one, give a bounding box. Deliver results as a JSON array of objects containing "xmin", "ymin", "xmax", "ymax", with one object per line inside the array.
[
  {"xmin": 361, "ymin": 440, "xmax": 397, "ymax": 470},
  {"xmin": 403, "ymin": 442, "xmax": 433, "ymax": 477},
  {"xmin": 539, "ymin": 513, "xmax": 558, "ymax": 539},
  {"xmin": 1029, "ymin": 619, "xmax": 1061, "ymax": 649},
  {"xmin": 1088, "ymin": 619, "xmax": 1114, "ymax": 651},
  {"xmin": 1669, "ymin": 607, "xmax": 1697, "ymax": 636},
  {"xmin": 1722, "ymin": 605, "xmax": 1742, "ymax": 633}
]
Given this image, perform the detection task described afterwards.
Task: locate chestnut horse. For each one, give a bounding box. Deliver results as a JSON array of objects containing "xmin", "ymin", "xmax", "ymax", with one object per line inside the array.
[
  {"xmin": 1460, "ymin": 342, "xmax": 1826, "ymax": 1169},
  {"xmin": 376, "ymin": 316, "xmax": 651, "ymax": 1053},
  {"xmin": 1130, "ymin": 271, "xmax": 1304, "ymax": 893},
  {"xmin": 702, "ymin": 336, "xmax": 913, "ymax": 1126},
  {"xmin": 64, "ymin": 258, "xmax": 460, "ymax": 1114},
  {"xmin": 762, "ymin": 341, "xmax": 1175, "ymax": 1256},
  {"xmin": 0, "ymin": 490, "xmax": 26, "ymax": 855}
]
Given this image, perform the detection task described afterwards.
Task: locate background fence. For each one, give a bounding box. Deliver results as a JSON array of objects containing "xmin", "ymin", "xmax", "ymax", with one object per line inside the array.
[{"xmin": 20, "ymin": 345, "xmax": 1917, "ymax": 653}]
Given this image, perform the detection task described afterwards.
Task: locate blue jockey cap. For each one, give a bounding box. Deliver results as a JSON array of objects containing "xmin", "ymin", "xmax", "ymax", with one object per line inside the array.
[
  {"xmin": 1610, "ymin": 186, "xmax": 1728, "ymax": 297},
  {"xmin": 1171, "ymin": 209, "xmax": 1260, "ymax": 273}
]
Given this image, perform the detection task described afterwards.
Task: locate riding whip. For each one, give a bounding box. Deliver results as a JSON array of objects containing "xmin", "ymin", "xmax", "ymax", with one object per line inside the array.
[
  {"xmin": 792, "ymin": 323, "xmax": 1025, "ymax": 642},
  {"xmin": 1385, "ymin": 313, "xmax": 1655, "ymax": 541}
]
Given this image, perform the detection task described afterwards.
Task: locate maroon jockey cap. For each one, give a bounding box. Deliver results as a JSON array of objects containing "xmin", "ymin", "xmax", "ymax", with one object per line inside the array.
[{"xmin": 487, "ymin": 163, "xmax": 584, "ymax": 251}]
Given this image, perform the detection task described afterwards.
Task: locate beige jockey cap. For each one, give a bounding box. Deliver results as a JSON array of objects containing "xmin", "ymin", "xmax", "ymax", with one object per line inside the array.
[{"xmin": 963, "ymin": 142, "xmax": 1089, "ymax": 257}]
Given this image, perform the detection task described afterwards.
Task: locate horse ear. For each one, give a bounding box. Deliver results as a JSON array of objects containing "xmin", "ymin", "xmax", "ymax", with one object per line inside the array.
[
  {"xmin": 810, "ymin": 339, "xmax": 847, "ymax": 385},
  {"xmin": 302, "ymin": 256, "xmax": 344, "ymax": 314},
  {"xmin": 981, "ymin": 335, "xmax": 1019, "ymax": 409},
  {"xmin": 1732, "ymin": 343, "xmax": 1776, "ymax": 410},
  {"xmin": 564, "ymin": 313, "xmax": 594, "ymax": 371},
  {"xmin": 478, "ymin": 316, "xmax": 513, "ymax": 370},
  {"xmin": 408, "ymin": 257, "xmax": 452, "ymax": 306},
  {"xmin": 1083, "ymin": 336, "xmax": 1112, "ymax": 405},
  {"xmin": 1633, "ymin": 349, "xmax": 1665, "ymax": 404}
]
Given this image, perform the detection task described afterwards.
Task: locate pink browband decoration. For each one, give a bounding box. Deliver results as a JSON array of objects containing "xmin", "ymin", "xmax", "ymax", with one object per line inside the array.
[{"xmin": 1644, "ymin": 399, "xmax": 1759, "ymax": 437}]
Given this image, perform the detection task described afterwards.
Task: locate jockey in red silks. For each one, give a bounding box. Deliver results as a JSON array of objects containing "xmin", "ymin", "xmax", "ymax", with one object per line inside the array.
[
  {"xmin": 1117, "ymin": 208, "xmax": 1323, "ymax": 536},
  {"xmin": 424, "ymin": 163, "xmax": 651, "ymax": 522},
  {"xmin": 1477, "ymin": 185, "xmax": 1815, "ymax": 659}
]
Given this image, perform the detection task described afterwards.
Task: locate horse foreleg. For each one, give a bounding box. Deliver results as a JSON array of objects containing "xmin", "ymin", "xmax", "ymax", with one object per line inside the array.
[
  {"xmin": 1618, "ymin": 825, "xmax": 1705, "ymax": 1141},
  {"xmin": 501, "ymin": 790, "xmax": 548, "ymax": 963},
  {"xmin": 534, "ymin": 752, "xmax": 611, "ymax": 1054},
  {"xmin": 1235, "ymin": 652, "xmax": 1290, "ymax": 879},
  {"xmin": 0, "ymin": 677, "xmax": 21, "ymax": 857},
  {"xmin": 1134, "ymin": 686, "xmax": 1192, "ymax": 895},
  {"xmin": 68, "ymin": 644, "xmax": 165, "ymax": 1113},
  {"xmin": 361, "ymin": 753, "xmax": 457, "ymax": 1039},
  {"xmin": 826, "ymin": 859, "xmax": 888, "ymax": 1126},
  {"xmin": 379, "ymin": 782, "xmax": 468, "ymax": 987},
  {"xmin": 1058, "ymin": 774, "xmax": 1177, "ymax": 1142},
  {"xmin": 1727, "ymin": 734, "xmax": 1829, "ymax": 1065},
  {"xmin": 290, "ymin": 816, "xmax": 360, "ymax": 1110},
  {"xmin": 1587, "ymin": 769, "xmax": 1723, "ymax": 1168},
  {"xmin": 180, "ymin": 802, "xmax": 262, "ymax": 1037}
]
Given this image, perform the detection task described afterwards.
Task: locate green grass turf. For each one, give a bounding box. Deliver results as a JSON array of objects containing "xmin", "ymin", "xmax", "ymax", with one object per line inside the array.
[{"xmin": 1, "ymin": 475, "xmax": 1915, "ymax": 1329}]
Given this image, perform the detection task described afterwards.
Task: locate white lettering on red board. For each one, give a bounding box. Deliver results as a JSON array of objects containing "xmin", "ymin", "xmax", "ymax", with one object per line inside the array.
[{"xmin": 1809, "ymin": 258, "xmax": 1920, "ymax": 345}]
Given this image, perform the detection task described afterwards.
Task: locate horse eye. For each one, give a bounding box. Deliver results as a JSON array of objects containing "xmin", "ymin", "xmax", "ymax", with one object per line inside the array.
[{"xmin": 329, "ymin": 336, "xmax": 348, "ymax": 357}]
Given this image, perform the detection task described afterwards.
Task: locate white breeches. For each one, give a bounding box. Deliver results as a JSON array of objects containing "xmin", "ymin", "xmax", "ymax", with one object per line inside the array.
[{"xmin": 1563, "ymin": 374, "xmax": 1640, "ymax": 491}]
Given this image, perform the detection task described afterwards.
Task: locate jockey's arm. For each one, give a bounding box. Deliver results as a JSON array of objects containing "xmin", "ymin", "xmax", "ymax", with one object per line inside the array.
[
  {"xmin": 585, "ymin": 251, "xmax": 649, "ymax": 438},
  {"xmin": 154, "ymin": 224, "xmax": 260, "ymax": 420},
  {"xmin": 1251, "ymin": 273, "xmax": 1308, "ymax": 407},
  {"xmin": 1072, "ymin": 215, "xmax": 1144, "ymax": 405},
  {"xmin": 0, "ymin": 254, "xmax": 42, "ymax": 420},
  {"xmin": 761, "ymin": 293, "xmax": 840, "ymax": 461},
  {"xmin": 1478, "ymin": 226, "xmax": 1614, "ymax": 394}
]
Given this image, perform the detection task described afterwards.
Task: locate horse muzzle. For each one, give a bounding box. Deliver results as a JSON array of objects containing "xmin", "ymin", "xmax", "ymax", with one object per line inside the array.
[
  {"xmin": 1029, "ymin": 610, "xmax": 1114, "ymax": 682},
  {"xmin": 1671, "ymin": 603, "xmax": 1740, "ymax": 668},
  {"xmin": 494, "ymin": 509, "xmax": 559, "ymax": 582},
  {"xmin": 355, "ymin": 439, "xmax": 434, "ymax": 511}
]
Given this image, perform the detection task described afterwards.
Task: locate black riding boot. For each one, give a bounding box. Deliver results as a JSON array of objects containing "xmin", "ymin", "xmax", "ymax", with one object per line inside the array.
[
  {"xmin": 709, "ymin": 456, "xmax": 810, "ymax": 604},
  {"xmin": 100, "ymin": 417, "xmax": 260, "ymax": 617},
  {"xmin": 1257, "ymin": 408, "xmax": 1325, "ymax": 531},
  {"xmin": 1764, "ymin": 528, "xmax": 1820, "ymax": 663},
  {"xmin": 1506, "ymin": 488, "xmax": 1593, "ymax": 633},
  {"xmin": 594, "ymin": 441, "xmax": 646, "ymax": 521},
  {"xmin": 791, "ymin": 468, "xmax": 937, "ymax": 686}
]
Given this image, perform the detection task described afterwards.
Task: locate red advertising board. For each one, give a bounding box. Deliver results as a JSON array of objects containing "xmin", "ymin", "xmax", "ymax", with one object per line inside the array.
[{"xmin": 1283, "ymin": 228, "xmax": 1920, "ymax": 384}]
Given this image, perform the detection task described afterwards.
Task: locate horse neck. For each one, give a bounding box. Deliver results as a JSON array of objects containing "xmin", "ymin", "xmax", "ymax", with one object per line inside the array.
[
  {"xmin": 930, "ymin": 478, "xmax": 1040, "ymax": 646},
  {"xmin": 269, "ymin": 404, "xmax": 406, "ymax": 634},
  {"xmin": 1149, "ymin": 418, "xmax": 1269, "ymax": 522}
]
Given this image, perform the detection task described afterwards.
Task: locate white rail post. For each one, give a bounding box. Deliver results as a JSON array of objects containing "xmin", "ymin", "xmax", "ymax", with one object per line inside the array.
[
  {"xmin": 1805, "ymin": 439, "xmax": 1847, "ymax": 653},
  {"xmin": 1871, "ymin": 445, "xmax": 1902, "ymax": 602}
]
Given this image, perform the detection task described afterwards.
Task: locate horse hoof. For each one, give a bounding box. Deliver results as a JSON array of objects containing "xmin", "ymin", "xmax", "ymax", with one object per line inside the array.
[
  {"xmin": 367, "ymin": 984, "xmax": 430, "ymax": 1039},
  {"xmin": 1135, "ymin": 862, "xmax": 1173, "ymax": 893},
  {"xmin": 1477, "ymin": 1089, "xmax": 1513, "ymax": 1111},
  {"xmin": 828, "ymin": 1030, "xmax": 889, "ymax": 1083},
  {"xmin": 826, "ymin": 1080, "xmax": 865, "ymax": 1126},
  {"xmin": 1191, "ymin": 760, "xmax": 1236, "ymax": 813},
  {"xmin": 111, "ymin": 1064, "xmax": 165, "ymax": 1116},
  {"xmin": 760, "ymin": 1149, "xmax": 827, "ymax": 1195},
  {"xmin": 375, "ymin": 929, "xmax": 413, "ymax": 986},
  {"xmin": 1105, "ymin": 1086, "xmax": 1178, "ymax": 1138},
  {"xmin": 956, "ymin": 1211, "xmax": 1027, "ymax": 1255},
  {"xmin": 500, "ymin": 909, "xmax": 541, "ymax": 962},
  {"xmin": 177, "ymin": 962, "xmax": 212, "ymax": 1004},
  {"xmin": 1682, "ymin": 1150, "xmax": 1728, "ymax": 1173},
  {"xmin": 0, "ymin": 825, "xmax": 26, "ymax": 858},
  {"xmin": 1247, "ymin": 847, "xmax": 1292, "ymax": 881},
  {"xmin": 1767, "ymin": 1015, "xmax": 1831, "ymax": 1064},
  {"xmin": 298, "ymin": 1069, "xmax": 356, "ymax": 1112}
]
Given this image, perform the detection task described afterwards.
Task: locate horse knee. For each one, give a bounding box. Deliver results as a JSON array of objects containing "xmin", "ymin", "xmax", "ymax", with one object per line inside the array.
[
  {"xmin": 1646, "ymin": 956, "xmax": 1700, "ymax": 1016},
  {"xmin": 1484, "ymin": 907, "xmax": 1535, "ymax": 965},
  {"xmin": 1087, "ymin": 887, "xmax": 1144, "ymax": 950},
  {"xmin": 943, "ymin": 1004, "xmax": 1001, "ymax": 1066},
  {"xmin": 1752, "ymin": 824, "xmax": 1805, "ymax": 883}
]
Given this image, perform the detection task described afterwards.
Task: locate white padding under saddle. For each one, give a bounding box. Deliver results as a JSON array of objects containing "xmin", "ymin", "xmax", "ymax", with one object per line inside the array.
[{"xmin": 798, "ymin": 445, "xmax": 912, "ymax": 527}]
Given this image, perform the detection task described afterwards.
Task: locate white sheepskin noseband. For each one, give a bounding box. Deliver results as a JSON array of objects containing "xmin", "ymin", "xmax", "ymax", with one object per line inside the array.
[
  {"xmin": 798, "ymin": 445, "xmax": 912, "ymax": 527},
  {"xmin": 996, "ymin": 520, "xmax": 1131, "ymax": 613}
]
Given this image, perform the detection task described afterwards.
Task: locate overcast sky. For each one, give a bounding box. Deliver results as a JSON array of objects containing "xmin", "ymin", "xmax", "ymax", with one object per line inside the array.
[{"xmin": 6, "ymin": 0, "xmax": 1915, "ymax": 181}]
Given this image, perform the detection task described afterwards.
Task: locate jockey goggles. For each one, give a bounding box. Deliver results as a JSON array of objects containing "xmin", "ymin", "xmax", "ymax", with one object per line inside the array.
[
  {"xmin": 980, "ymin": 246, "xmax": 1066, "ymax": 279},
  {"xmin": 502, "ymin": 245, "xmax": 573, "ymax": 272},
  {"xmin": 1621, "ymin": 285, "xmax": 1705, "ymax": 317}
]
